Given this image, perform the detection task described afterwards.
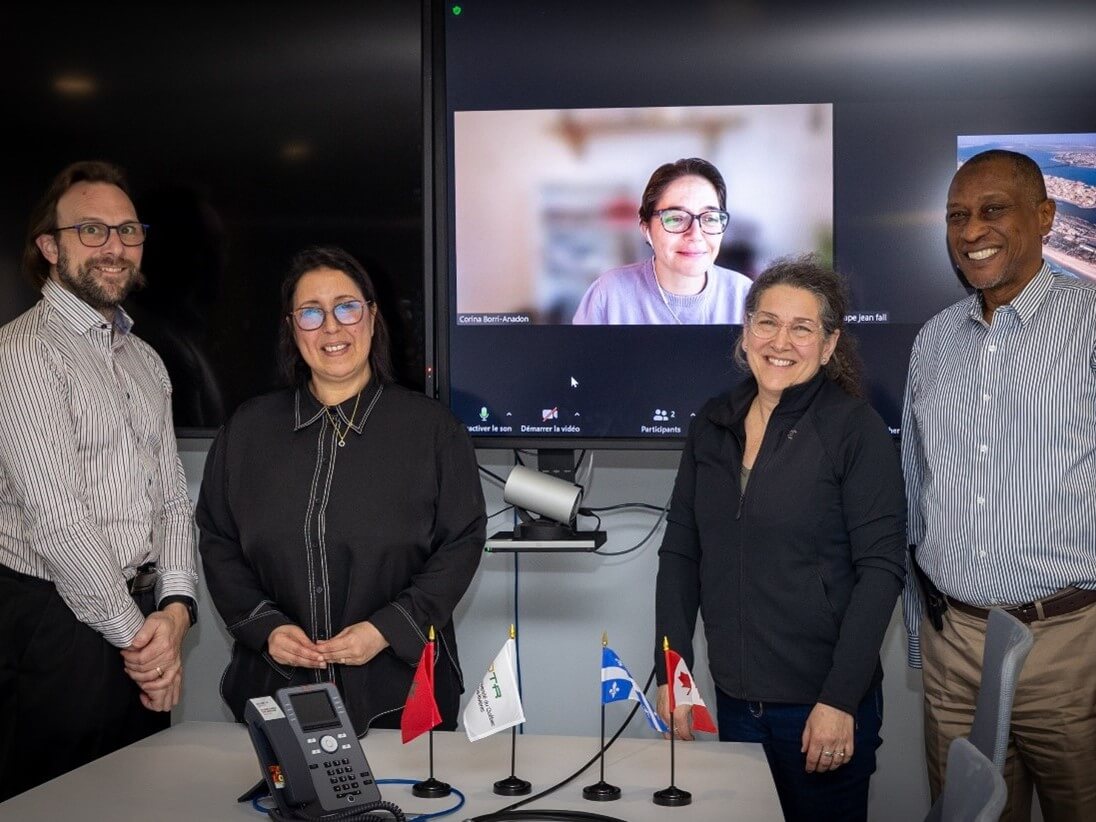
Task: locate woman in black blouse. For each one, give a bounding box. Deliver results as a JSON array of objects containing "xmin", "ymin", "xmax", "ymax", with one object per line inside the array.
[{"xmin": 197, "ymin": 246, "xmax": 485, "ymax": 733}]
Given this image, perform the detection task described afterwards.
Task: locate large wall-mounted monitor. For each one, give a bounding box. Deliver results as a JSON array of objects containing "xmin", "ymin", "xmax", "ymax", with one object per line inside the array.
[{"xmin": 426, "ymin": 0, "xmax": 1096, "ymax": 449}]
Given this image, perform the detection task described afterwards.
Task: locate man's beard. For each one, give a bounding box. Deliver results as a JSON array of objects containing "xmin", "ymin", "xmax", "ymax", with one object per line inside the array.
[{"xmin": 56, "ymin": 246, "xmax": 146, "ymax": 311}]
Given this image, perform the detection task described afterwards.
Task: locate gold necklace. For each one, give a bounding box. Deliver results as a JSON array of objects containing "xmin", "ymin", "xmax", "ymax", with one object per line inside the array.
[{"xmin": 323, "ymin": 389, "xmax": 363, "ymax": 447}]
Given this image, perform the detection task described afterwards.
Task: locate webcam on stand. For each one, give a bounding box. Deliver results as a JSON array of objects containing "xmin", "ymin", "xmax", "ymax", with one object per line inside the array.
[{"xmin": 485, "ymin": 465, "xmax": 606, "ymax": 552}]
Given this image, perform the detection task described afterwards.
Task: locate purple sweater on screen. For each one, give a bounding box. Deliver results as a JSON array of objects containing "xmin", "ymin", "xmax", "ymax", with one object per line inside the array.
[{"xmin": 572, "ymin": 257, "xmax": 751, "ymax": 325}]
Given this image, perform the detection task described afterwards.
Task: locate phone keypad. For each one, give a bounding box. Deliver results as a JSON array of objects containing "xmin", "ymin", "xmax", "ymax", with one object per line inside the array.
[{"xmin": 323, "ymin": 756, "xmax": 373, "ymax": 800}]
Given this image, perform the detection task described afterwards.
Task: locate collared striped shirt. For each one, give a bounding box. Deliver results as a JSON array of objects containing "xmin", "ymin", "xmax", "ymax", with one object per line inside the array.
[
  {"xmin": 0, "ymin": 279, "xmax": 197, "ymax": 648},
  {"xmin": 901, "ymin": 262, "xmax": 1096, "ymax": 666}
]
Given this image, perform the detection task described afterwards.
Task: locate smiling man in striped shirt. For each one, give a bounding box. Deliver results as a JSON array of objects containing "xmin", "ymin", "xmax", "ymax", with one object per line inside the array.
[
  {"xmin": 0, "ymin": 161, "xmax": 198, "ymax": 800},
  {"xmin": 902, "ymin": 149, "xmax": 1096, "ymax": 821}
]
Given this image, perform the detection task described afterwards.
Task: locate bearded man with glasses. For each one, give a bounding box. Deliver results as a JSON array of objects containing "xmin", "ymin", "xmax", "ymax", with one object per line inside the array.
[
  {"xmin": 0, "ymin": 160, "xmax": 198, "ymax": 800},
  {"xmin": 573, "ymin": 157, "xmax": 752, "ymax": 325}
]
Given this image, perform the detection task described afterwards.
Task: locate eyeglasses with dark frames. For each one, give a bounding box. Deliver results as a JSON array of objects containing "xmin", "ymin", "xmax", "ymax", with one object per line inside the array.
[
  {"xmin": 289, "ymin": 300, "xmax": 370, "ymax": 331},
  {"xmin": 54, "ymin": 222, "xmax": 149, "ymax": 248},
  {"xmin": 652, "ymin": 208, "xmax": 729, "ymax": 235}
]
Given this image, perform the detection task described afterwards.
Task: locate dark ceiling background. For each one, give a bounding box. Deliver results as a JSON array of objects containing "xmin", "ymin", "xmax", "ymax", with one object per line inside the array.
[{"xmin": 0, "ymin": 3, "xmax": 425, "ymax": 430}]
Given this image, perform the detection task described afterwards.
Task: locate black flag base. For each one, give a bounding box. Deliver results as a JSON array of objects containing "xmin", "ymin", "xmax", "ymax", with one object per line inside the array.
[
  {"xmin": 493, "ymin": 775, "xmax": 532, "ymax": 796},
  {"xmin": 653, "ymin": 785, "xmax": 692, "ymax": 806},
  {"xmin": 412, "ymin": 777, "xmax": 452, "ymax": 798},
  {"xmin": 582, "ymin": 780, "xmax": 622, "ymax": 801}
]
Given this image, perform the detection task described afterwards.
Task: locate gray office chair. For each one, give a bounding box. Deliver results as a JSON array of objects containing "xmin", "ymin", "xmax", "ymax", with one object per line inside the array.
[
  {"xmin": 936, "ymin": 737, "xmax": 1007, "ymax": 822},
  {"xmin": 925, "ymin": 607, "xmax": 1034, "ymax": 822},
  {"xmin": 968, "ymin": 608, "xmax": 1034, "ymax": 767}
]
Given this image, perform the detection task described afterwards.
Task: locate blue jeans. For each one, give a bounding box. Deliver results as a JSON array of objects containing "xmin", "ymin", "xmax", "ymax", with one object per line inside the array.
[{"xmin": 716, "ymin": 683, "xmax": 883, "ymax": 822}]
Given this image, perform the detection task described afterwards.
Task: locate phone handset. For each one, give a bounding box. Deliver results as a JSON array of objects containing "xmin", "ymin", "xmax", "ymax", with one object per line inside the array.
[{"xmin": 243, "ymin": 681, "xmax": 402, "ymax": 820}]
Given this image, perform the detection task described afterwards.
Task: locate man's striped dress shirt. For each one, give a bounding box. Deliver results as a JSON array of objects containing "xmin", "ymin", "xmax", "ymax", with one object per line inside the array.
[
  {"xmin": 0, "ymin": 279, "xmax": 197, "ymax": 648},
  {"xmin": 901, "ymin": 262, "xmax": 1096, "ymax": 666}
]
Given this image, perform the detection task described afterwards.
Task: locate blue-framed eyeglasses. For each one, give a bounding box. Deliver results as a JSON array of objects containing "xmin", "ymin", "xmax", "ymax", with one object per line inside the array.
[{"xmin": 289, "ymin": 300, "xmax": 369, "ymax": 331}]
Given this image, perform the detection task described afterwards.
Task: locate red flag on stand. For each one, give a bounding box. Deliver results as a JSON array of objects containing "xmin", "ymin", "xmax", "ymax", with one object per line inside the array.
[
  {"xmin": 401, "ymin": 629, "xmax": 443, "ymax": 743},
  {"xmin": 663, "ymin": 639, "xmax": 717, "ymax": 734}
]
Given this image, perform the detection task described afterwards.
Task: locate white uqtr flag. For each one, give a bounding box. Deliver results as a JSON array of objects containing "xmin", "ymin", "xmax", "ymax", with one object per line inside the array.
[{"xmin": 462, "ymin": 638, "xmax": 526, "ymax": 742}]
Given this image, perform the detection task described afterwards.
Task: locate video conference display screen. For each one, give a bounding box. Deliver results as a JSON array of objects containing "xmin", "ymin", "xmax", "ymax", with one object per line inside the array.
[{"xmin": 430, "ymin": 1, "xmax": 1096, "ymax": 448}]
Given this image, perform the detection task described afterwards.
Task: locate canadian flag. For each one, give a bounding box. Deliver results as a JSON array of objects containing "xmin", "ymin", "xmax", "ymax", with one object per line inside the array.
[{"xmin": 664, "ymin": 646, "xmax": 717, "ymax": 734}]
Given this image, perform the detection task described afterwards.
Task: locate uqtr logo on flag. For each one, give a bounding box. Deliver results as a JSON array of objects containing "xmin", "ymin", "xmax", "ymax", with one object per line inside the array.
[{"xmin": 462, "ymin": 636, "xmax": 526, "ymax": 742}]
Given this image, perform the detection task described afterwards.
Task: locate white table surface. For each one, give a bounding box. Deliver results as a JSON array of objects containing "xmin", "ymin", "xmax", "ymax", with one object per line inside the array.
[{"xmin": 0, "ymin": 721, "xmax": 782, "ymax": 821}]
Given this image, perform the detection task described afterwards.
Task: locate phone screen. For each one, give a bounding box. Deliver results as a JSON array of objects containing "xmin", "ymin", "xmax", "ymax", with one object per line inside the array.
[{"xmin": 289, "ymin": 689, "xmax": 339, "ymax": 731}]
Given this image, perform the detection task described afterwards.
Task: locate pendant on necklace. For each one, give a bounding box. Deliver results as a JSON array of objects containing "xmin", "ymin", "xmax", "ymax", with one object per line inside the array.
[{"xmin": 337, "ymin": 439, "xmax": 346, "ymax": 448}]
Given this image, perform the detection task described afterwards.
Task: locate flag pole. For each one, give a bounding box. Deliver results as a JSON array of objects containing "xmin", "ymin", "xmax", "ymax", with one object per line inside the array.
[
  {"xmin": 493, "ymin": 625, "xmax": 531, "ymax": 796},
  {"xmin": 583, "ymin": 631, "xmax": 621, "ymax": 801},
  {"xmin": 412, "ymin": 626, "xmax": 452, "ymax": 798},
  {"xmin": 653, "ymin": 636, "xmax": 692, "ymax": 807},
  {"xmin": 492, "ymin": 725, "xmax": 531, "ymax": 795}
]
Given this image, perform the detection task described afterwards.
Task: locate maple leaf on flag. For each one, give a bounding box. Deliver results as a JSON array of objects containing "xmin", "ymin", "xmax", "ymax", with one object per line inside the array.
[{"xmin": 663, "ymin": 641, "xmax": 716, "ymax": 734}]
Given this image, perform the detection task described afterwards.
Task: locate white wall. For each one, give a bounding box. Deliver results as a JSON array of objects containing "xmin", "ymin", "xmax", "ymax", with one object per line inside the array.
[{"xmin": 176, "ymin": 442, "xmax": 933, "ymax": 820}]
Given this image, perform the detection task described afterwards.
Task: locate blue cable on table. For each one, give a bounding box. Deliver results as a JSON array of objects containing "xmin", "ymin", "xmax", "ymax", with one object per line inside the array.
[{"xmin": 377, "ymin": 779, "xmax": 465, "ymax": 821}]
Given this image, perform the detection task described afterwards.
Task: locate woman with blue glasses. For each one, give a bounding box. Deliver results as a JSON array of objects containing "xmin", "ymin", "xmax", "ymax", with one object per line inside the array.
[{"xmin": 197, "ymin": 245, "xmax": 486, "ymax": 736}]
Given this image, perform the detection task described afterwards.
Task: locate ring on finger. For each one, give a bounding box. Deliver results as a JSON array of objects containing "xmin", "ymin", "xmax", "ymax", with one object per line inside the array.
[
  {"xmin": 821, "ymin": 750, "xmax": 834, "ymax": 757},
  {"xmin": 155, "ymin": 666, "xmax": 164, "ymax": 678}
]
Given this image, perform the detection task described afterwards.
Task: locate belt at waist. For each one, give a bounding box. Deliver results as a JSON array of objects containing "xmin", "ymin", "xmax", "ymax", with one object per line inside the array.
[
  {"xmin": 127, "ymin": 563, "xmax": 159, "ymax": 595},
  {"xmin": 1, "ymin": 561, "xmax": 157, "ymax": 599},
  {"xmin": 946, "ymin": 587, "xmax": 1096, "ymax": 625}
]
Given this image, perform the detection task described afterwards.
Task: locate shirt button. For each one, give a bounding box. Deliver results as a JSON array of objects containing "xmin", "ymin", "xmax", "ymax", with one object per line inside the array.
[
  {"xmin": 987, "ymin": 345, "xmax": 997, "ymax": 352},
  {"xmin": 979, "ymin": 444, "xmax": 988, "ymax": 453},
  {"xmin": 315, "ymin": 586, "xmax": 324, "ymax": 594},
  {"xmin": 979, "ymin": 550, "xmax": 987, "ymax": 558},
  {"xmin": 976, "ymin": 496, "xmax": 985, "ymax": 504},
  {"xmin": 983, "ymin": 394, "xmax": 991, "ymax": 402}
]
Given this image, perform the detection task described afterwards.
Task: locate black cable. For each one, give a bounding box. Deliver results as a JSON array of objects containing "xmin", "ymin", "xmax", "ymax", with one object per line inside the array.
[
  {"xmin": 578, "ymin": 510, "xmax": 602, "ymax": 532},
  {"xmin": 464, "ymin": 668, "xmax": 658, "ymax": 822},
  {"xmin": 579, "ymin": 502, "xmax": 664, "ymax": 514},
  {"xmin": 572, "ymin": 450, "xmax": 588, "ymax": 497},
  {"xmin": 268, "ymin": 798, "xmax": 406, "ymax": 821},
  {"xmin": 462, "ymin": 812, "xmax": 626, "ymax": 822},
  {"xmin": 478, "ymin": 464, "xmax": 509, "ymax": 486},
  {"xmin": 576, "ymin": 501, "xmax": 668, "ymax": 548},
  {"xmin": 592, "ymin": 498, "xmax": 671, "ymax": 557},
  {"xmin": 487, "ymin": 505, "xmax": 515, "ymax": 520}
]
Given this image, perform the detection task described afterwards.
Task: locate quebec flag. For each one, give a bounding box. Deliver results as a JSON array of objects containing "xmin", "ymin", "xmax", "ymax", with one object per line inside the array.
[{"xmin": 601, "ymin": 646, "xmax": 669, "ymax": 733}]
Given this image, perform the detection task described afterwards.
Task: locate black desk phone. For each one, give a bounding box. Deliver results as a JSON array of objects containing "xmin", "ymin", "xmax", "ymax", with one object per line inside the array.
[{"xmin": 244, "ymin": 682, "xmax": 385, "ymax": 819}]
